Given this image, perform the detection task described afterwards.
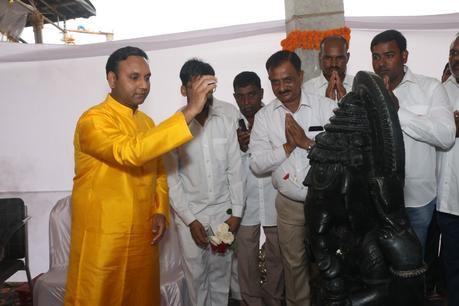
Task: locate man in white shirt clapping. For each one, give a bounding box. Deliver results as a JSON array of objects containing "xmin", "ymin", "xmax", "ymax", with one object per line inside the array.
[{"xmin": 250, "ymin": 51, "xmax": 335, "ymax": 306}]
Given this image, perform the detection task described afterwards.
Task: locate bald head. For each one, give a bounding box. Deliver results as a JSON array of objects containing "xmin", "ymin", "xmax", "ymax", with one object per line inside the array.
[{"xmin": 319, "ymin": 36, "xmax": 350, "ymax": 81}]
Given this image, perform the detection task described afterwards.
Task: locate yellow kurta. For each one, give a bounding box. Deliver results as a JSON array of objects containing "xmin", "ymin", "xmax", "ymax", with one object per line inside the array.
[{"xmin": 64, "ymin": 94, "xmax": 192, "ymax": 306}]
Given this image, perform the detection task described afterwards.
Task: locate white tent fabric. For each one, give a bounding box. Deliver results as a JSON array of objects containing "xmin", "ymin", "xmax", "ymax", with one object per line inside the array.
[
  {"xmin": 0, "ymin": 13, "xmax": 458, "ymax": 63},
  {"xmin": 0, "ymin": 14, "xmax": 457, "ymax": 193},
  {"xmin": 0, "ymin": 13, "xmax": 457, "ymax": 282},
  {"xmin": 345, "ymin": 12, "xmax": 459, "ymax": 29}
]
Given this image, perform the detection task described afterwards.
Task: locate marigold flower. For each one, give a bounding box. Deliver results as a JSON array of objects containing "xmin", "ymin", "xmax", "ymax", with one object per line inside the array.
[{"xmin": 281, "ymin": 27, "xmax": 351, "ymax": 51}]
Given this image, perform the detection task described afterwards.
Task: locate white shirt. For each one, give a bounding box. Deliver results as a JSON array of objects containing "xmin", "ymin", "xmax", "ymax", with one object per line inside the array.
[
  {"xmin": 437, "ymin": 76, "xmax": 459, "ymax": 216},
  {"xmin": 394, "ymin": 67, "xmax": 455, "ymax": 208},
  {"xmin": 249, "ymin": 91, "xmax": 336, "ymax": 201},
  {"xmin": 239, "ymin": 115, "xmax": 278, "ymax": 226},
  {"xmin": 302, "ymin": 73, "xmax": 354, "ymax": 100},
  {"xmin": 215, "ymin": 99, "xmax": 241, "ymax": 122},
  {"xmin": 164, "ymin": 99, "xmax": 244, "ymax": 225}
]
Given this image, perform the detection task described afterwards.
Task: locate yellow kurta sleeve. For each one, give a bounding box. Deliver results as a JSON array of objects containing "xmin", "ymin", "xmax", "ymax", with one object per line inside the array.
[
  {"xmin": 153, "ymin": 156, "xmax": 170, "ymax": 224},
  {"xmin": 78, "ymin": 111, "xmax": 192, "ymax": 167}
]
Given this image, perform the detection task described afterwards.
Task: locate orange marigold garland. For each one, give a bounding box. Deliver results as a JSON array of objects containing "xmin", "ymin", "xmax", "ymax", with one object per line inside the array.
[{"xmin": 281, "ymin": 27, "xmax": 351, "ymax": 51}]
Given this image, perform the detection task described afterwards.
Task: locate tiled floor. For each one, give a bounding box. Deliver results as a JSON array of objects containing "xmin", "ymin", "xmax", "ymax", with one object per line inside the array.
[
  {"xmin": 230, "ymin": 296, "xmax": 448, "ymax": 306},
  {"xmin": 0, "ymin": 283, "xmax": 449, "ymax": 306}
]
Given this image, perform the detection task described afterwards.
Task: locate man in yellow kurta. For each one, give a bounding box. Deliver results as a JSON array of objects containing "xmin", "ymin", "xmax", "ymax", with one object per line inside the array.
[{"xmin": 64, "ymin": 46, "xmax": 217, "ymax": 306}]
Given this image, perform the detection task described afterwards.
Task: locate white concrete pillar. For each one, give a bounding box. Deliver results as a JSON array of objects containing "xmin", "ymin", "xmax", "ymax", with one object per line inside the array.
[{"xmin": 284, "ymin": 0, "xmax": 345, "ymax": 81}]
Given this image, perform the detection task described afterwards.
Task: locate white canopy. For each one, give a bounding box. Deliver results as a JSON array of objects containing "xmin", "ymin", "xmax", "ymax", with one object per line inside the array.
[{"xmin": 0, "ymin": 14, "xmax": 457, "ymax": 193}]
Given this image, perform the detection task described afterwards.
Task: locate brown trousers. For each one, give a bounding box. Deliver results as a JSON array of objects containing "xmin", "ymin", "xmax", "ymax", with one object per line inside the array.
[
  {"xmin": 276, "ymin": 193, "xmax": 312, "ymax": 306},
  {"xmin": 236, "ymin": 224, "xmax": 284, "ymax": 306}
]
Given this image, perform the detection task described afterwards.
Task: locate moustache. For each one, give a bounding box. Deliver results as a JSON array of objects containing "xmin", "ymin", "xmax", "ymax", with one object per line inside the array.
[
  {"xmin": 240, "ymin": 105, "xmax": 258, "ymax": 112},
  {"xmin": 377, "ymin": 69, "xmax": 390, "ymax": 74}
]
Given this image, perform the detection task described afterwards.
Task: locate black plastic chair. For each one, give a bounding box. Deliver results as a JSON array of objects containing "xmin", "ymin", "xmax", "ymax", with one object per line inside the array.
[{"xmin": 0, "ymin": 198, "xmax": 32, "ymax": 291}]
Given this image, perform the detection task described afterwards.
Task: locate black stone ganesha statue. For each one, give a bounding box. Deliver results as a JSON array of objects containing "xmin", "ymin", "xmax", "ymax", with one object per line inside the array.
[{"xmin": 304, "ymin": 71, "xmax": 426, "ymax": 306}]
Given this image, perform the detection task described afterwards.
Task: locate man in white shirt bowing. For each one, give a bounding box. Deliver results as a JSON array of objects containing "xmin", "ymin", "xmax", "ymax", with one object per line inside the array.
[
  {"xmin": 249, "ymin": 50, "xmax": 336, "ymax": 306},
  {"xmin": 436, "ymin": 33, "xmax": 459, "ymax": 306},
  {"xmin": 371, "ymin": 29, "xmax": 455, "ymax": 254},
  {"xmin": 164, "ymin": 59, "xmax": 244, "ymax": 306}
]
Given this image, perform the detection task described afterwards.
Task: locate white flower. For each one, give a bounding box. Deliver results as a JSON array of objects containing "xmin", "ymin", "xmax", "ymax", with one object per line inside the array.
[
  {"xmin": 216, "ymin": 223, "xmax": 230, "ymax": 234},
  {"xmin": 210, "ymin": 222, "xmax": 234, "ymax": 245},
  {"xmin": 210, "ymin": 235, "xmax": 222, "ymax": 246},
  {"xmin": 219, "ymin": 231, "xmax": 234, "ymax": 244}
]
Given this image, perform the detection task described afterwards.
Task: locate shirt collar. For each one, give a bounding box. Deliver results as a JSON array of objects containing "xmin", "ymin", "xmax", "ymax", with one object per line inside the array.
[
  {"xmin": 273, "ymin": 91, "xmax": 311, "ymax": 112},
  {"xmin": 207, "ymin": 99, "xmax": 224, "ymax": 118},
  {"xmin": 105, "ymin": 94, "xmax": 137, "ymax": 117},
  {"xmin": 240, "ymin": 102, "xmax": 264, "ymax": 123},
  {"xmin": 185, "ymin": 99, "xmax": 223, "ymax": 127},
  {"xmin": 398, "ymin": 65, "xmax": 416, "ymax": 86},
  {"xmin": 318, "ymin": 73, "xmax": 328, "ymax": 88},
  {"xmin": 445, "ymin": 75, "xmax": 459, "ymax": 87}
]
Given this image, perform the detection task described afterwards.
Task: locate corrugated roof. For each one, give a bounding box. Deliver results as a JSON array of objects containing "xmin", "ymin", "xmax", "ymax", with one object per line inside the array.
[{"xmin": 25, "ymin": 0, "xmax": 96, "ymax": 26}]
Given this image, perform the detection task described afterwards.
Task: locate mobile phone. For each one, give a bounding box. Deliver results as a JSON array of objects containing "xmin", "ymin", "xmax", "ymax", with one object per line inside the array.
[{"xmin": 238, "ymin": 119, "xmax": 248, "ymax": 132}]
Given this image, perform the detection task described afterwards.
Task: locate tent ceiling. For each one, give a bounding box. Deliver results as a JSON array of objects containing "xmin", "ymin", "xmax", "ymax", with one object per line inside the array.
[{"xmin": 25, "ymin": 0, "xmax": 96, "ymax": 26}]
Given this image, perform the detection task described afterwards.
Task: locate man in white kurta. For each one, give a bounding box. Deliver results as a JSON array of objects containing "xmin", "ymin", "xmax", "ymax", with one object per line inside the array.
[
  {"xmin": 250, "ymin": 51, "xmax": 336, "ymax": 306},
  {"xmin": 436, "ymin": 34, "xmax": 459, "ymax": 306},
  {"xmin": 165, "ymin": 59, "xmax": 244, "ymax": 306}
]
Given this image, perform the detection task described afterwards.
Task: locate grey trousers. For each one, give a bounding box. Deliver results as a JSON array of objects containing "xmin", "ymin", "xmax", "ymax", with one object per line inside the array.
[{"xmin": 236, "ymin": 224, "xmax": 284, "ymax": 306}]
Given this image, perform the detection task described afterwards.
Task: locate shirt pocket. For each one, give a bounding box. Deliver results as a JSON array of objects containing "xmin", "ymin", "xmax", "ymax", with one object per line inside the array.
[{"xmin": 212, "ymin": 138, "xmax": 227, "ymax": 161}]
